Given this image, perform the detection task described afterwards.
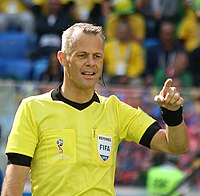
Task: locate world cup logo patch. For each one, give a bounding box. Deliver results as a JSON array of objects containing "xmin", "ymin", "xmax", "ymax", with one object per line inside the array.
[{"xmin": 56, "ymin": 138, "xmax": 64, "ymax": 153}]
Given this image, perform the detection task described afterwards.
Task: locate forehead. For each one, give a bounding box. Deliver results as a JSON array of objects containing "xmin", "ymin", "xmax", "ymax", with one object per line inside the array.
[
  {"xmin": 71, "ymin": 31, "xmax": 104, "ymax": 52},
  {"xmin": 72, "ymin": 29, "xmax": 103, "ymax": 42}
]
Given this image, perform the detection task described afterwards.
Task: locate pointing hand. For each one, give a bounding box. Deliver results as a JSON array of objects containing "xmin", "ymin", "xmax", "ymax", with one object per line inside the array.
[{"xmin": 154, "ymin": 78, "xmax": 184, "ymax": 111}]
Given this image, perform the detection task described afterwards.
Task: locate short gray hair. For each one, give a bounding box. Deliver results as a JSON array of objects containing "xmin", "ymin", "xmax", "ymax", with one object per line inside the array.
[{"xmin": 61, "ymin": 23, "xmax": 106, "ymax": 54}]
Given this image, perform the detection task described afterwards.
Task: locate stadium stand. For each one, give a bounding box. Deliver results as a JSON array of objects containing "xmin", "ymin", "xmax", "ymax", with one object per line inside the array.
[
  {"xmin": 0, "ymin": 59, "xmax": 33, "ymax": 80},
  {"xmin": 1, "ymin": 1, "xmax": 200, "ymax": 195},
  {"xmin": 0, "ymin": 31, "xmax": 31, "ymax": 59},
  {"xmin": 0, "ymin": 31, "xmax": 33, "ymax": 80}
]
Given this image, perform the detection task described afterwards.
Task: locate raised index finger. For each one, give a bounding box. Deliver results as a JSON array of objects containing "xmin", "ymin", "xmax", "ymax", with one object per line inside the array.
[{"xmin": 161, "ymin": 78, "xmax": 173, "ymax": 97}]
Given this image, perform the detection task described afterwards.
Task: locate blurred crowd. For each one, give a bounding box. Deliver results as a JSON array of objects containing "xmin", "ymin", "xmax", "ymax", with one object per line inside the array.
[
  {"xmin": 1, "ymin": 0, "xmax": 200, "ymax": 190},
  {"xmin": 0, "ymin": 0, "xmax": 200, "ymax": 88},
  {"xmin": 99, "ymin": 85, "xmax": 200, "ymax": 189}
]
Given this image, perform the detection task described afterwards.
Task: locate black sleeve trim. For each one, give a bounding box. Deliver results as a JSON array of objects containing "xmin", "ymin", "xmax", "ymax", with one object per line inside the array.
[
  {"xmin": 6, "ymin": 153, "xmax": 32, "ymax": 167},
  {"xmin": 139, "ymin": 121, "xmax": 161, "ymax": 149}
]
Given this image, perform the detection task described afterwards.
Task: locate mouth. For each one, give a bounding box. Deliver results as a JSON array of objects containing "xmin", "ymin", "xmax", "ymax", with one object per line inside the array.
[{"xmin": 81, "ymin": 72, "xmax": 95, "ymax": 76}]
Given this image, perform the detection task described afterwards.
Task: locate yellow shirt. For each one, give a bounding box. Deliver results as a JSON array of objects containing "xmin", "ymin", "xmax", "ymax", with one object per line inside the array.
[
  {"xmin": 32, "ymin": 0, "xmax": 102, "ymax": 18},
  {"xmin": 6, "ymin": 91, "xmax": 155, "ymax": 195},
  {"xmin": 177, "ymin": 9, "xmax": 200, "ymax": 52},
  {"xmin": 105, "ymin": 13, "xmax": 146, "ymax": 42},
  {"xmin": 104, "ymin": 40, "xmax": 145, "ymax": 78},
  {"xmin": 0, "ymin": 0, "xmax": 28, "ymax": 13}
]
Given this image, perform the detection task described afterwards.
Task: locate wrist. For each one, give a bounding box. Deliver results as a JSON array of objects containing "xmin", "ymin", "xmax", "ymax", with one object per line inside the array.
[{"xmin": 160, "ymin": 106, "xmax": 183, "ymax": 126}]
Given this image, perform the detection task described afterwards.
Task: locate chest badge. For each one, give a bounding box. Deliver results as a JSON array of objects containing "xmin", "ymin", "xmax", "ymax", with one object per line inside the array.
[
  {"xmin": 56, "ymin": 138, "xmax": 64, "ymax": 153},
  {"xmin": 98, "ymin": 134, "xmax": 112, "ymax": 161}
]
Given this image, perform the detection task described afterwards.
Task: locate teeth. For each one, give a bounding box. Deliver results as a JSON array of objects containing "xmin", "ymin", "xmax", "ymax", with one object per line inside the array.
[{"xmin": 83, "ymin": 72, "xmax": 94, "ymax": 75}]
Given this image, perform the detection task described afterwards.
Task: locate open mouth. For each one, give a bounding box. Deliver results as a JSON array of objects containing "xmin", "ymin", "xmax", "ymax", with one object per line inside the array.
[{"xmin": 81, "ymin": 72, "xmax": 95, "ymax": 76}]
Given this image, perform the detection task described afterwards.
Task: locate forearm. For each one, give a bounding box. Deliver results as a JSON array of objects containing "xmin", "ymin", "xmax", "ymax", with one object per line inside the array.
[
  {"xmin": 153, "ymin": 78, "xmax": 190, "ymax": 154},
  {"xmin": 160, "ymin": 106, "xmax": 189, "ymax": 154},
  {"xmin": 2, "ymin": 164, "xmax": 29, "ymax": 196},
  {"xmin": 2, "ymin": 177, "xmax": 25, "ymax": 196},
  {"xmin": 166, "ymin": 121, "xmax": 189, "ymax": 154}
]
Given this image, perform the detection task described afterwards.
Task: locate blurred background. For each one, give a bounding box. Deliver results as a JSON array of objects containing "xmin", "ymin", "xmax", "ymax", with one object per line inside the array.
[{"xmin": 1, "ymin": 0, "xmax": 200, "ymax": 195}]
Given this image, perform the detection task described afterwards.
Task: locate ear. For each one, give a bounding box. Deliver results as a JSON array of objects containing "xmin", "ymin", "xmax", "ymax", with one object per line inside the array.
[{"xmin": 57, "ymin": 51, "xmax": 66, "ymax": 65}]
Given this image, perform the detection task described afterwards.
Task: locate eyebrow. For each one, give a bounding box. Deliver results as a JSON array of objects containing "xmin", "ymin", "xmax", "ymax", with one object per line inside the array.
[{"xmin": 77, "ymin": 51, "xmax": 103, "ymax": 55}]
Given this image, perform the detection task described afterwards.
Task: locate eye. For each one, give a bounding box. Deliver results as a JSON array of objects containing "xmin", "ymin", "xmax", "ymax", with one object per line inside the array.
[
  {"xmin": 77, "ymin": 53, "xmax": 87, "ymax": 58},
  {"xmin": 94, "ymin": 54, "xmax": 103, "ymax": 59},
  {"xmin": 78, "ymin": 54, "xmax": 85, "ymax": 58}
]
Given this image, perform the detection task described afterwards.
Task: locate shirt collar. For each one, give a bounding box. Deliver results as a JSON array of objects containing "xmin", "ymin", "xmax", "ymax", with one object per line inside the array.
[{"xmin": 51, "ymin": 83, "xmax": 100, "ymax": 110}]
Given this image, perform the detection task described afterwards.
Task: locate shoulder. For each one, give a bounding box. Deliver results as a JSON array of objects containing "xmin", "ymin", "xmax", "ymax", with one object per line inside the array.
[
  {"xmin": 96, "ymin": 93, "xmax": 138, "ymax": 111},
  {"xmin": 97, "ymin": 93, "xmax": 131, "ymax": 109},
  {"xmin": 131, "ymin": 41, "xmax": 144, "ymax": 51},
  {"xmin": 21, "ymin": 91, "xmax": 53, "ymax": 106},
  {"xmin": 129, "ymin": 13, "xmax": 145, "ymax": 24},
  {"xmin": 97, "ymin": 93, "xmax": 120, "ymax": 104}
]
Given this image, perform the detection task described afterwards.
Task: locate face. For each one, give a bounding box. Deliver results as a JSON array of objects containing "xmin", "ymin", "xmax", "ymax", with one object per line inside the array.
[
  {"xmin": 116, "ymin": 22, "xmax": 132, "ymax": 41},
  {"xmin": 58, "ymin": 32, "xmax": 104, "ymax": 91},
  {"xmin": 47, "ymin": 0, "xmax": 61, "ymax": 14},
  {"xmin": 160, "ymin": 23, "xmax": 175, "ymax": 43}
]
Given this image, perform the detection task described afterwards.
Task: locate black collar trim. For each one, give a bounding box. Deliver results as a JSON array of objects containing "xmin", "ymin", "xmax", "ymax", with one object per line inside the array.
[{"xmin": 51, "ymin": 84, "xmax": 100, "ymax": 110}]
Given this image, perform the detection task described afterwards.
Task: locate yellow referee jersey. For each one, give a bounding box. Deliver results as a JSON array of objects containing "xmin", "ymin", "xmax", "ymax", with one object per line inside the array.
[{"xmin": 6, "ymin": 89, "xmax": 156, "ymax": 195}]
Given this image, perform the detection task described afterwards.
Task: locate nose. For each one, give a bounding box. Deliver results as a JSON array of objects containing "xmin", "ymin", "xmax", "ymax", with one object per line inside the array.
[{"xmin": 86, "ymin": 55, "xmax": 95, "ymax": 66}]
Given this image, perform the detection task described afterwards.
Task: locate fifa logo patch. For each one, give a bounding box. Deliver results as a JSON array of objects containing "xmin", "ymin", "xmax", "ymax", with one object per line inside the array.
[
  {"xmin": 98, "ymin": 134, "xmax": 112, "ymax": 161},
  {"xmin": 56, "ymin": 138, "xmax": 64, "ymax": 153}
]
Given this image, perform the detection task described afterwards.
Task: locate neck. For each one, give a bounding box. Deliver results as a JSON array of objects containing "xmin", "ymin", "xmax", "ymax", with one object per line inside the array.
[{"xmin": 61, "ymin": 81, "xmax": 95, "ymax": 104}]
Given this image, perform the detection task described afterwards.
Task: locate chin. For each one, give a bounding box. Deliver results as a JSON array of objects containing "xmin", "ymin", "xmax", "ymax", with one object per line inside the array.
[{"xmin": 79, "ymin": 82, "xmax": 96, "ymax": 89}]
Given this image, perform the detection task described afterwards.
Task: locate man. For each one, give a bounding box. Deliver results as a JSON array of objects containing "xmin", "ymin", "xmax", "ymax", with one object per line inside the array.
[
  {"xmin": 154, "ymin": 50, "xmax": 193, "ymax": 88},
  {"xmin": 2, "ymin": 23, "xmax": 189, "ymax": 196},
  {"xmin": 105, "ymin": 0, "xmax": 145, "ymax": 43},
  {"xmin": 177, "ymin": 0, "xmax": 200, "ymax": 52},
  {"xmin": 145, "ymin": 21, "xmax": 184, "ymax": 86},
  {"xmin": 29, "ymin": 0, "xmax": 76, "ymax": 59},
  {"xmin": 147, "ymin": 152, "xmax": 186, "ymax": 196},
  {"xmin": 104, "ymin": 20, "xmax": 145, "ymax": 86},
  {"xmin": 0, "ymin": 0, "xmax": 35, "ymax": 35}
]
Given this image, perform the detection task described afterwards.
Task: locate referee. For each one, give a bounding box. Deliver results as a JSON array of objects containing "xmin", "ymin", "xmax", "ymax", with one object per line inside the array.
[{"xmin": 2, "ymin": 23, "xmax": 189, "ymax": 196}]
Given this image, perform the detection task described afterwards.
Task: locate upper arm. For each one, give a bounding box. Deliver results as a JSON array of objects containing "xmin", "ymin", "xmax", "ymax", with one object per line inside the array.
[
  {"xmin": 2, "ymin": 164, "xmax": 30, "ymax": 196},
  {"xmin": 6, "ymin": 99, "xmax": 38, "ymax": 157},
  {"xmin": 5, "ymin": 164, "xmax": 30, "ymax": 179}
]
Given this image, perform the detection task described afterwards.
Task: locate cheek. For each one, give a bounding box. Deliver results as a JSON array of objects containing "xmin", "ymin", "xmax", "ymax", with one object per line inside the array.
[
  {"xmin": 64, "ymin": 62, "xmax": 73, "ymax": 76},
  {"xmin": 99, "ymin": 66, "xmax": 103, "ymax": 74},
  {"xmin": 68, "ymin": 62, "xmax": 81, "ymax": 77},
  {"xmin": 67, "ymin": 65, "xmax": 76, "ymax": 76},
  {"xmin": 97, "ymin": 60, "xmax": 104, "ymax": 70},
  {"xmin": 100, "ymin": 65, "xmax": 104, "ymax": 75}
]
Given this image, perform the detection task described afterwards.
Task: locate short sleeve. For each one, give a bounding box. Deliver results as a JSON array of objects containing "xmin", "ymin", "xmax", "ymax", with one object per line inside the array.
[{"xmin": 6, "ymin": 99, "xmax": 38, "ymax": 158}]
